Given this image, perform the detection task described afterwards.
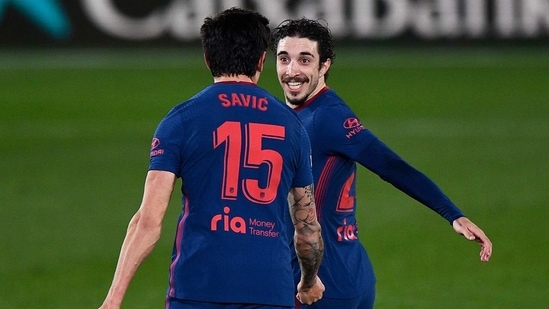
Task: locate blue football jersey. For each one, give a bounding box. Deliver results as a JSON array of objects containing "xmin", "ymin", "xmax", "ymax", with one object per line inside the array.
[
  {"xmin": 293, "ymin": 87, "xmax": 463, "ymax": 299},
  {"xmin": 293, "ymin": 87, "xmax": 376, "ymax": 298},
  {"xmin": 149, "ymin": 82, "xmax": 313, "ymax": 306}
]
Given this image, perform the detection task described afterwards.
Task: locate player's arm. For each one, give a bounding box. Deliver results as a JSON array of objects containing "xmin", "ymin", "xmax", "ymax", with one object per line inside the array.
[
  {"xmin": 355, "ymin": 138, "xmax": 464, "ymax": 222},
  {"xmin": 356, "ymin": 138, "xmax": 492, "ymax": 262},
  {"xmin": 315, "ymin": 105, "xmax": 462, "ymax": 220},
  {"xmin": 288, "ymin": 184, "xmax": 325, "ymax": 304},
  {"xmin": 99, "ymin": 170, "xmax": 176, "ymax": 309}
]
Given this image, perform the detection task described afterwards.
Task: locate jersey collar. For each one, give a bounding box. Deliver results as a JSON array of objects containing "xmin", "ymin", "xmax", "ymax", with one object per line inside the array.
[{"xmin": 294, "ymin": 86, "xmax": 330, "ymax": 111}]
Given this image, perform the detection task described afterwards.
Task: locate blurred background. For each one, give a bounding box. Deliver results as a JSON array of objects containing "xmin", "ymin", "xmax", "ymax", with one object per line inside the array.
[{"xmin": 1, "ymin": 1, "xmax": 548, "ymax": 308}]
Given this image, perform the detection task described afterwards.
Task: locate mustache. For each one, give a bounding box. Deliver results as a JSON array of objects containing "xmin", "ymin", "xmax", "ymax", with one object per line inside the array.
[{"xmin": 281, "ymin": 75, "xmax": 309, "ymax": 84}]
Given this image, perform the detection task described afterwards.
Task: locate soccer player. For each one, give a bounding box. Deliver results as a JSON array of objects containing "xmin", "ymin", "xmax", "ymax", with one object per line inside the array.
[
  {"xmin": 271, "ymin": 18, "xmax": 493, "ymax": 309},
  {"xmin": 98, "ymin": 9, "xmax": 325, "ymax": 309}
]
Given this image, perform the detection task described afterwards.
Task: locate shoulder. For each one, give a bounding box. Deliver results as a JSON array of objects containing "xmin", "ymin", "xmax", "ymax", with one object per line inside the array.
[
  {"xmin": 319, "ymin": 89, "xmax": 352, "ymax": 110},
  {"xmin": 310, "ymin": 89, "xmax": 358, "ymax": 126},
  {"xmin": 256, "ymin": 88, "xmax": 304, "ymax": 122},
  {"xmin": 165, "ymin": 84, "xmax": 220, "ymax": 115}
]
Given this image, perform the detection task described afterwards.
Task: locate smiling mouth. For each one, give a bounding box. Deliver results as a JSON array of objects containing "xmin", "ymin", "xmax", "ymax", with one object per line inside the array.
[
  {"xmin": 282, "ymin": 75, "xmax": 308, "ymax": 91},
  {"xmin": 287, "ymin": 81, "xmax": 303, "ymax": 90}
]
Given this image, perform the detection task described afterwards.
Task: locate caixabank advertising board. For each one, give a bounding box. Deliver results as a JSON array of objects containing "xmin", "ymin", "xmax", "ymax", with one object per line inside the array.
[{"xmin": 1, "ymin": 0, "xmax": 548, "ymax": 47}]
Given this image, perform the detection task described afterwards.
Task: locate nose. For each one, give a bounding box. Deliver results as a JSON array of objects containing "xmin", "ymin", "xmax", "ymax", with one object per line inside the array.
[{"xmin": 286, "ymin": 60, "xmax": 299, "ymax": 76}]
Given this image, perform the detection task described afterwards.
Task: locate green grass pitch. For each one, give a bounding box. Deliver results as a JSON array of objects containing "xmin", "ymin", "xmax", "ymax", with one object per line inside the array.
[{"xmin": 0, "ymin": 46, "xmax": 548, "ymax": 308}]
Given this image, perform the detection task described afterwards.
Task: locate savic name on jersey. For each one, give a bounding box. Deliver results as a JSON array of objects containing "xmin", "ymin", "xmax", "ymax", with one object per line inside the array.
[{"xmin": 218, "ymin": 93, "xmax": 269, "ymax": 111}]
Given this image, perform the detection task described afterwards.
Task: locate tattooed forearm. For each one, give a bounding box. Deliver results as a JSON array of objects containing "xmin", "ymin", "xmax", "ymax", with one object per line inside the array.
[
  {"xmin": 290, "ymin": 184, "xmax": 316, "ymax": 227},
  {"xmin": 289, "ymin": 184, "xmax": 324, "ymax": 288}
]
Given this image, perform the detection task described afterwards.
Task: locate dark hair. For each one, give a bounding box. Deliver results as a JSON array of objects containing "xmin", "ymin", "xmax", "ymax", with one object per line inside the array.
[
  {"xmin": 271, "ymin": 18, "xmax": 336, "ymax": 80},
  {"xmin": 200, "ymin": 7, "xmax": 270, "ymax": 78}
]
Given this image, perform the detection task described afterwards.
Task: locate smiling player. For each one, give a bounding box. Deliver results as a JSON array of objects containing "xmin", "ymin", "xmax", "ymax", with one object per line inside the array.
[{"xmin": 272, "ymin": 18, "xmax": 492, "ymax": 309}]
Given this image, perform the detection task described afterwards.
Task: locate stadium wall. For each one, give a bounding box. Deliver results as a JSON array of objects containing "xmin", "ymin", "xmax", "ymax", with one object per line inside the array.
[{"xmin": 1, "ymin": 0, "xmax": 549, "ymax": 47}]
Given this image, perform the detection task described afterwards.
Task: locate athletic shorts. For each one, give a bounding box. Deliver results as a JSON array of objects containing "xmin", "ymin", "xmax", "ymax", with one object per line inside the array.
[
  {"xmin": 294, "ymin": 285, "xmax": 375, "ymax": 309},
  {"xmin": 166, "ymin": 297, "xmax": 294, "ymax": 309}
]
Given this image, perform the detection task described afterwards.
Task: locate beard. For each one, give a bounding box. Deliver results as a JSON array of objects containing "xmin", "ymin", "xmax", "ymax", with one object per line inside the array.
[
  {"xmin": 286, "ymin": 93, "xmax": 307, "ymax": 106},
  {"xmin": 281, "ymin": 75, "xmax": 316, "ymax": 106}
]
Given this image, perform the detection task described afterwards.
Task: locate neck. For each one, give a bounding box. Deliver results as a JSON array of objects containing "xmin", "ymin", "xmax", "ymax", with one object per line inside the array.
[
  {"xmin": 214, "ymin": 74, "xmax": 255, "ymax": 84},
  {"xmin": 287, "ymin": 102, "xmax": 298, "ymax": 109}
]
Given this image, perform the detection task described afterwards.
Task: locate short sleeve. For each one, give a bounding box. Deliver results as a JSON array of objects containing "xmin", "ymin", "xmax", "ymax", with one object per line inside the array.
[
  {"xmin": 148, "ymin": 108, "xmax": 185, "ymax": 177},
  {"xmin": 291, "ymin": 123, "xmax": 314, "ymax": 188}
]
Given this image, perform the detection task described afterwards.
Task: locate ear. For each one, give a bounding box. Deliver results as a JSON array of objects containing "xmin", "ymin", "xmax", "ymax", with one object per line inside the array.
[
  {"xmin": 319, "ymin": 58, "xmax": 332, "ymax": 76},
  {"xmin": 256, "ymin": 51, "xmax": 267, "ymax": 73},
  {"xmin": 203, "ymin": 53, "xmax": 210, "ymax": 70}
]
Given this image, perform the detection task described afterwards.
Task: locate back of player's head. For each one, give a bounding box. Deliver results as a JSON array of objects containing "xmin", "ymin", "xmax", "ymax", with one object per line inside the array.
[
  {"xmin": 272, "ymin": 18, "xmax": 336, "ymax": 80},
  {"xmin": 200, "ymin": 7, "xmax": 270, "ymax": 79}
]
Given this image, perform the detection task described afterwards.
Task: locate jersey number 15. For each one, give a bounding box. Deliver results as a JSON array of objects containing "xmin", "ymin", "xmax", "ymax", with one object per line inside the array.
[{"xmin": 213, "ymin": 121, "xmax": 285, "ymax": 205}]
